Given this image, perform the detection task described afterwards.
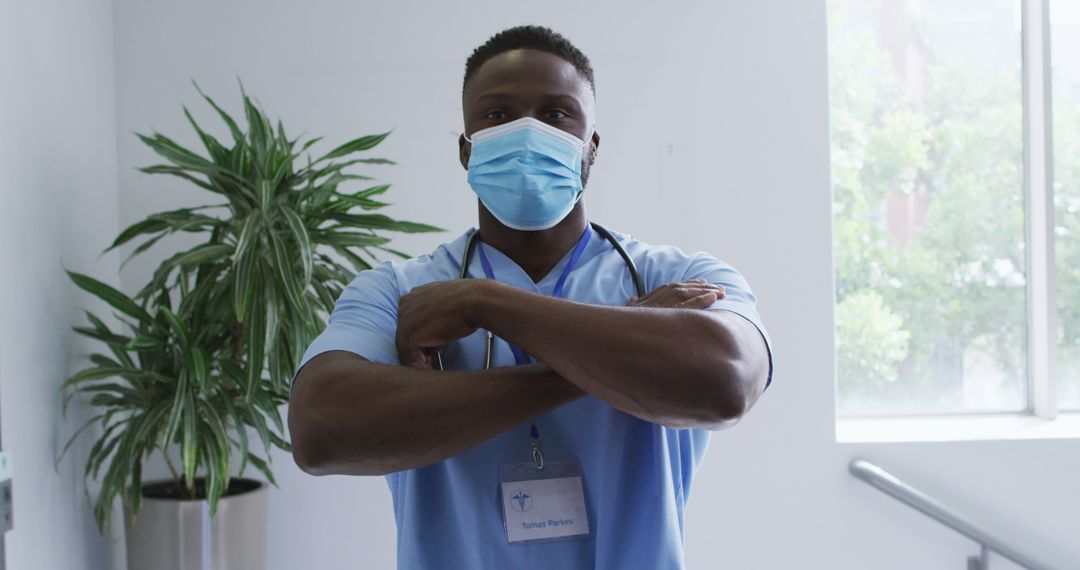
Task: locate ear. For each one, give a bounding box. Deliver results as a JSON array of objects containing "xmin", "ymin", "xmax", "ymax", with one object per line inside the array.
[
  {"xmin": 588, "ymin": 131, "xmax": 601, "ymax": 165},
  {"xmin": 458, "ymin": 134, "xmax": 471, "ymax": 170}
]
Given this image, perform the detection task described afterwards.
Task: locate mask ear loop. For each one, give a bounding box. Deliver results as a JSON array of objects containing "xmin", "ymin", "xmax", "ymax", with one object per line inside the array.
[
  {"xmin": 578, "ymin": 124, "xmax": 597, "ymax": 203},
  {"xmin": 581, "ymin": 123, "xmax": 596, "ymax": 151}
]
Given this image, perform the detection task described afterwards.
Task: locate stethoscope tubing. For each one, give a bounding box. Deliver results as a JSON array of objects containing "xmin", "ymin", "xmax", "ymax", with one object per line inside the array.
[{"xmin": 434, "ymin": 222, "xmax": 643, "ymax": 371}]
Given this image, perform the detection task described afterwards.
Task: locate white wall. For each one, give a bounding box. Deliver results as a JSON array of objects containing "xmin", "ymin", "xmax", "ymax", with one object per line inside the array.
[
  {"xmin": 0, "ymin": 0, "xmax": 121, "ymax": 569},
  {"xmin": 99, "ymin": 0, "xmax": 1080, "ymax": 568}
]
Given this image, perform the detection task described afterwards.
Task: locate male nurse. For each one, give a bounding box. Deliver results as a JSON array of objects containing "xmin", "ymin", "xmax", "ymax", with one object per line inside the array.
[{"xmin": 289, "ymin": 25, "xmax": 774, "ymax": 570}]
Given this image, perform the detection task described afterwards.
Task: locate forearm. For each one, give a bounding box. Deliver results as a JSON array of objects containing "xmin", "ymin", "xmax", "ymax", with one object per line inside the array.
[
  {"xmin": 288, "ymin": 350, "xmax": 584, "ymax": 476},
  {"xmin": 470, "ymin": 283, "xmax": 766, "ymax": 429}
]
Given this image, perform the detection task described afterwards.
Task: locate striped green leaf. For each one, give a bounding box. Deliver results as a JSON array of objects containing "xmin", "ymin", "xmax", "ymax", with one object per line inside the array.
[
  {"xmin": 320, "ymin": 131, "xmax": 390, "ymax": 160},
  {"xmin": 67, "ymin": 271, "xmax": 152, "ymax": 323},
  {"xmin": 280, "ymin": 206, "xmax": 312, "ymax": 286}
]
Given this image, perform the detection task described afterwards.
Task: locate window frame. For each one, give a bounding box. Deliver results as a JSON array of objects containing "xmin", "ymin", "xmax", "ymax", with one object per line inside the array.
[{"xmin": 1023, "ymin": 0, "xmax": 1057, "ymax": 420}]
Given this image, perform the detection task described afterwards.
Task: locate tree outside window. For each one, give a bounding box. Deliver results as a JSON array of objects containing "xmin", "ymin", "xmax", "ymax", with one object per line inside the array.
[{"xmin": 830, "ymin": 0, "xmax": 1031, "ymax": 415}]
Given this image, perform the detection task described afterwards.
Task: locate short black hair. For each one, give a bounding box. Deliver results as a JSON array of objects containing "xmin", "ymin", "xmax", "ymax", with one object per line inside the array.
[{"xmin": 463, "ymin": 25, "xmax": 595, "ymax": 95}]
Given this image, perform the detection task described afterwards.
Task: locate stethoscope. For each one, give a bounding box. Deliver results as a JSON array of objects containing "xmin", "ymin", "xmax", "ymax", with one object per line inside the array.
[{"xmin": 434, "ymin": 221, "xmax": 645, "ymax": 371}]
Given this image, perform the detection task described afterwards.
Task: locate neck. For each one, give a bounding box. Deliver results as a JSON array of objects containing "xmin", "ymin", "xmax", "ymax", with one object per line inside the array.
[{"xmin": 477, "ymin": 202, "xmax": 588, "ymax": 283}]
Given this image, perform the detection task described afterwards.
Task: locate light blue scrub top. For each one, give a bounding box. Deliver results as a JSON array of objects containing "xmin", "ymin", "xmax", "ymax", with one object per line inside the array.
[{"xmin": 296, "ymin": 224, "xmax": 774, "ymax": 570}]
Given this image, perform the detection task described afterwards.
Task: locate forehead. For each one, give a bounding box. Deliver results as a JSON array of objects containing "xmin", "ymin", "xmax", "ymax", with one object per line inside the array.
[{"xmin": 463, "ymin": 49, "xmax": 593, "ymax": 108}]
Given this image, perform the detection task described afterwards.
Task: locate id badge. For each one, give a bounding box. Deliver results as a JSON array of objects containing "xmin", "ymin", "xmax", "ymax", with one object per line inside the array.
[{"xmin": 498, "ymin": 459, "xmax": 591, "ymax": 545}]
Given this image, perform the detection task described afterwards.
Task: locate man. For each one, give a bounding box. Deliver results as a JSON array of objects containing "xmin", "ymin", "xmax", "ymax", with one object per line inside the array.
[{"xmin": 289, "ymin": 25, "xmax": 773, "ymax": 570}]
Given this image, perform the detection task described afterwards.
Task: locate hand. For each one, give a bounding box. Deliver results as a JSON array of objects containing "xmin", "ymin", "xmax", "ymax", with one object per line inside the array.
[
  {"xmin": 396, "ymin": 280, "xmax": 485, "ymax": 369},
  {"xmin": 627, "ymin": 278, "xmax": 725, "ymax": 309}
]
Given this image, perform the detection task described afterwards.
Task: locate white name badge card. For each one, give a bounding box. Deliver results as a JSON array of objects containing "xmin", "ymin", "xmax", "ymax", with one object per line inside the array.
[{"xmin": 499, "ymin": 459, "xmax": 591, "ymax": 545}]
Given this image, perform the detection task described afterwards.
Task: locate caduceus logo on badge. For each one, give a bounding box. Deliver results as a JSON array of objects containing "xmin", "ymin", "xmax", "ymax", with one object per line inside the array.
[{"xmin": 510, "ymin": 490, "xmax": 532, "ymax": 513}]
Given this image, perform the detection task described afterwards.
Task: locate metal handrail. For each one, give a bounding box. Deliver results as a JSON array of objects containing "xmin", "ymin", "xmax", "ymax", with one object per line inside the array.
[{"xmin": 849, "ymin": 459, "xmax": 1056, "ymax": 570}]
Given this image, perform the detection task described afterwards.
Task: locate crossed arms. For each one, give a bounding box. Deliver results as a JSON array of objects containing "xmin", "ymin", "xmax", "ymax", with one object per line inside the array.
[{"xmin": 289, "ymin": 278, "xmax": 771, "ymax": 476}]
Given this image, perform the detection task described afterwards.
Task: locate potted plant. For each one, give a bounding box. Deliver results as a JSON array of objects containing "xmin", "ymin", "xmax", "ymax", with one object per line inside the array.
[{"xmin": 60, "ymin": 81, "xmax": 439, "ymax": 569}]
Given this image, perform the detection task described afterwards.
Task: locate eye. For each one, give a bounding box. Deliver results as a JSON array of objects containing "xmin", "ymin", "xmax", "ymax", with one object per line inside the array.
[
  {"xmin": 544, "ymin": 109, "xmax": 569, "ymax": 121},
  {"xmin": 485, "ymin": 110, "xmax": 506, "ymax": 120}
]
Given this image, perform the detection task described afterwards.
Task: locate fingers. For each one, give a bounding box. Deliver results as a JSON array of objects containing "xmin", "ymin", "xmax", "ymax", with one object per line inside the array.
[
  {"xmin": 629, "ymin": 280, "xmax": 726, "ymax": 308},
  {"xmin": 686, "ymin": 279, "xmax": 725, "ymax": 295},
  {"xmin": 686, "ymin": 281, "xmax": 725, "ymax": 299},
  {"xmin": 678, "ymin": 291, "xmax": 718, "ymax": 309},
  {"xmin": 399, "ymin": 345, "xmax": 437, "ymax": 369},
  {"xmin": 397, "ymin": 331, "xmax": 447, "ymax": 369},
  {"xmin": 666, "ymin": 281, "xmax": 724, "ymax": 295},
  {"xmin": 655, "ymin": 284, "xmax": 725, "ymax": 304}
]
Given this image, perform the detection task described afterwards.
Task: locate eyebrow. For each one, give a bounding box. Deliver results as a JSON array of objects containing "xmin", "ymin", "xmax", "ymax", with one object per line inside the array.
[{"xmin": 470, "ymin": 92, "xmax": 584, "ymax": 107}]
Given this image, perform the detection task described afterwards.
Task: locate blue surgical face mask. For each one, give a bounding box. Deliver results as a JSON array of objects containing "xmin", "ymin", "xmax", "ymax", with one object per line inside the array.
[{"xmin": 464, "ymin": 117, "xmax": 592, "ymax": 231}]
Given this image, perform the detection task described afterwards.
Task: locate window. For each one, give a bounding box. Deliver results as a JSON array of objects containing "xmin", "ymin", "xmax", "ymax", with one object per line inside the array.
[
  {"xmin": 1053, "ymin": 0, "xmax": 1080, "ymax": 410},
  {"xmin": 830, "ymin": 0, "xmax": 1069, "ymax": 419}
]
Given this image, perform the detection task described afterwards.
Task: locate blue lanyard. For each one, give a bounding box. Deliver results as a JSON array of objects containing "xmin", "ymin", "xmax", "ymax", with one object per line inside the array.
[
  {"xmin": 476, "ymin": 226, "xmax": 592, "ymax": 365},
  {"xmin": 475, "ymin": 226, "xmax": 591, "ymax": 469}
]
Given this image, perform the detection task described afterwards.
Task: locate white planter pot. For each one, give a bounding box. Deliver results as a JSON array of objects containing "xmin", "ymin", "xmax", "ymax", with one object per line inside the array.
[{"xmin": 124, "ymin": 478, "xmax": 267, "ymax": 570}]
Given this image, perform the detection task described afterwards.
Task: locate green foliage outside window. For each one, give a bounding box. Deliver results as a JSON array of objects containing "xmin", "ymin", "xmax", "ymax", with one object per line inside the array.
[{"xmin": 829, "ymin": 4, "xmax": 1044, "ymax": 413}]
